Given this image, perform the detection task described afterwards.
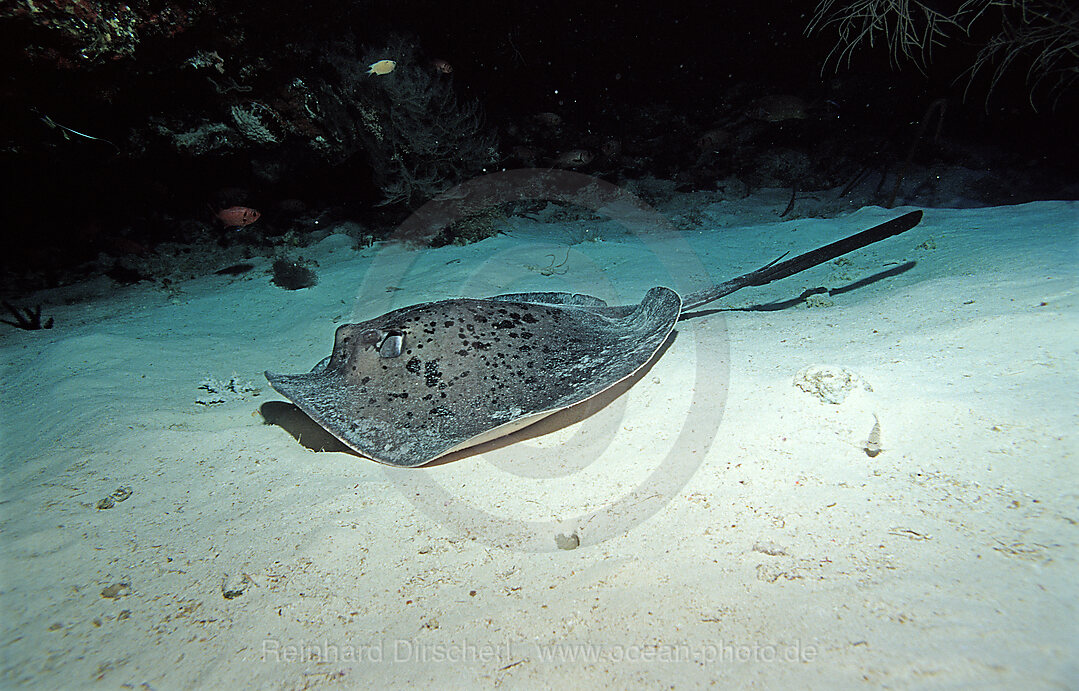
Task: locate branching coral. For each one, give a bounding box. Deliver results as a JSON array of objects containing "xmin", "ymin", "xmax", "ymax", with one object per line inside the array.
[
  {"xmin": 1, "ymin": 301, "xmax": 53, "ymax": 330},
  {"xmin": 321, "ymin": 35, "xmax": 498, "ymax": 207},
  {"xmin": 807, "ymin": 0, "xmax": 983, "ymax": 72},
  {"xmin": 807, "ymin": 0, "xmax": 1079, "ymax": 108},
  {"xmin": 964, "ymin": 0, "xmax": 1079, "ymax": 108}
]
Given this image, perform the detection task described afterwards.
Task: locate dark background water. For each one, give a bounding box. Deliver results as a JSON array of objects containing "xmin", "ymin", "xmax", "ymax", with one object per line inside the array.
[{"xmin": 2, "ymin": 0, "xmax": 1076, "ymax": 290}]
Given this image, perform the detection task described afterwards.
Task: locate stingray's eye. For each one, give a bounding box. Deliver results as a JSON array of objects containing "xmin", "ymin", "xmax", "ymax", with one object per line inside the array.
[
  {"xmin": 359, "ymin": 328, "xmax": 381, "ymax": 345},
  {"xmin": 378, "ymin": 330, "xmax": 405, "ymax": 358}
]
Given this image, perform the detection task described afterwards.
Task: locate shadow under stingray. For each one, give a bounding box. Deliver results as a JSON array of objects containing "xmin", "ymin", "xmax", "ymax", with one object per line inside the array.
[{"xmin": 259, "ymin": 331, "xmax": 678, "ymax": 468}]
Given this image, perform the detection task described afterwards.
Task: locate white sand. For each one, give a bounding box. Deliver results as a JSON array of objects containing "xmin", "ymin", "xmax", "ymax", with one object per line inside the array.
[{"xmin": 1, "ymin": 196, "xmax": 1076, "ymax": 688}]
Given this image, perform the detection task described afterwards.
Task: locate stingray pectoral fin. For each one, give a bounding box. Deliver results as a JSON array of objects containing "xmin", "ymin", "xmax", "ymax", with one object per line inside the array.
[
  {"xmin": 263, "ymin": 287, "xmax": 683, "ymax": 467},
  {"xmin": 264, "ymin": 370, "xmax": 284, "ymax": 386},
  {"xmin": 441, "ymin": 409, "xmax": 563, "ymax": 456},
  {"xmin": 263, "ymin": 371, "xmax": 314, "ymax": 418}
]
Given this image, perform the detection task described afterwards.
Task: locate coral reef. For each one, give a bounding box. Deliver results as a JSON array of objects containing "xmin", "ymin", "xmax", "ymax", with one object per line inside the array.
[
  {"xmin": 431, "ymin": 205, "xmax": 508, "ymax": 246},
  {"xmin": 318, "ymin": 35, "xmax": 498, "ymax": 206},
  {"xmin": 3, "ymin": 0, "xmax": 210, "ymax": 65},
  {"xmin": 137, "ymin": 32, "xmax": 497, "ymax": 208},
  {"xmin": 229, "ymin": 104, "xmax": 281, "ymax": 146},
  {"xmin": 163, "ymin": 121, "xmax": 234, "ymax": 155}
]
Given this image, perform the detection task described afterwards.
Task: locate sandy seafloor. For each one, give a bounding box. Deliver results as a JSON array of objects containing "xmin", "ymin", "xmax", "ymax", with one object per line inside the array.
[{"xmin": 1, "ymin": 191, "xmax": 1076, "ymax": 689}]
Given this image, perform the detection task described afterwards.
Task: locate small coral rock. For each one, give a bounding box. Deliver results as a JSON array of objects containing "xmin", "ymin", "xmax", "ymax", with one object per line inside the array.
[
  {"xmin": 793, "ymin": 365, "xmax": 872, "ymax": 404},
  {"xmin": 271, "ymin": 260, "xmax": 318, "ymax": 290}
]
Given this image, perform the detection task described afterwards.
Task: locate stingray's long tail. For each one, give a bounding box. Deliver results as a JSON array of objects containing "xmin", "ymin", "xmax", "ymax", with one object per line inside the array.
[{"xmin": 681, "ymin": 210, "xmax": 923, "ymax": 311}]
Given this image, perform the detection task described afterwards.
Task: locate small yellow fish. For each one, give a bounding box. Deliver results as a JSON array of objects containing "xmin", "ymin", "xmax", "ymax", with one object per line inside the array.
[{"xmin": 368, "ymin": 59, "xmax": 397, "ymax": 76}]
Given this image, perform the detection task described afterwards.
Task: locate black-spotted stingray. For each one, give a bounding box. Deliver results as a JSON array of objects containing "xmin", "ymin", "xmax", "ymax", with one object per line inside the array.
[{"xmin": 267, "ymin": 211, "xmax": 922, "ymax": 466}]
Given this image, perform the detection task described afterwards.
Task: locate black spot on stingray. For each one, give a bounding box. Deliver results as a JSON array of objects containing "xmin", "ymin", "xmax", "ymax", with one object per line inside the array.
[
  {"xmin": 424, "ymin": 361, "xmax": 442, "ymax": 388},
  {"xmin": 422, "ymin": 393, "xmax": 433, "ymax": 400},
  {"xmin": 494, "ymin": 319, "xmax": 515, "ymax": 329},
  {"xmin": 431, "ymin": 406, "xmax": 453, "ymax": 417},
  {"xmin": 444, "ymin": 320, "xmax": 454, "ymax": 327},
  {"xmin": 521, "ymin": 313, "xmax": 538, "ymax": 324},
  {"xmin": 406, "ymin": 357, "xmax": 421, "ymax": 374},
  {"xmin": 456, "ymin": 349, "xmax": 468, "ymax": 356}
]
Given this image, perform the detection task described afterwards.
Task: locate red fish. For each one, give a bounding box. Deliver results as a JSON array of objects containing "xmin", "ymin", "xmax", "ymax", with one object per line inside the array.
[{"xmin": 214, "ymin": 206, "xmax": 261, "ymax": 228}]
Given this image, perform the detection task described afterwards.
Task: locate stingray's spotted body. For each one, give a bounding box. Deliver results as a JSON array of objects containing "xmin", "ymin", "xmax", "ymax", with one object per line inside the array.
[
  {"xmin": 267, "ymin": 211, "xmax": 923, "ymax": 467},
  {"xmin": 267, "ymin": 288, "xmax": 679, "ymax": 467}
]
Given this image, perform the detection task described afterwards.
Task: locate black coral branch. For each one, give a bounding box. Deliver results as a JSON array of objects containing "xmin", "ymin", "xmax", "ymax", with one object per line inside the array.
[{"xmin": 1, "ymin": 301, "xmax": 54, "ymax": 330}]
